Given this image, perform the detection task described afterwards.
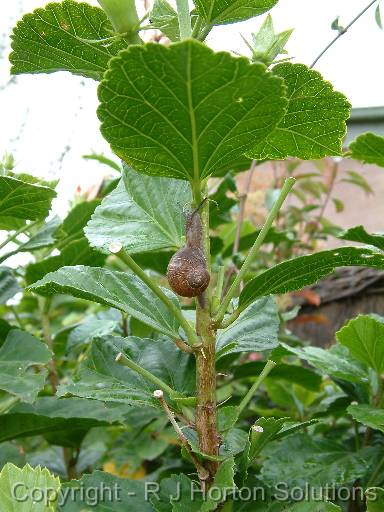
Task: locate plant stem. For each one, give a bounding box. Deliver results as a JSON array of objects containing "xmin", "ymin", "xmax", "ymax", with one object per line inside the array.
[
  {"xmin": 0, "ymin": 221, "xmax": 36, "ymax": 251},
  {"xmin": 193, "ymin": 184, "xmax": 219, "ymax": 482},
  {"xmin": 214, "ymin": 177, "xmax": 295, "ymax": 324},
  {"xmin": 310, "ymin": 0, "xmax": 378, "ymax": 68},
  {"xmin": 237, "ymin": 360, "xmax": 276, "ymax": 415},
  {"xmin": 212, "ymin": 265, "xmax": 225, "ymax": 312},
  {"xmin": 117, "ymin": 249, "xmax": 200, "ymax": 346},
  {"xmin": 38, "ymin": 297, "xmax": 59, "ymax": 393},
  {"xmin": 175, "ymin": 0, "xmax": 192, "ymax": 39},
  {"xmin": 116, "ymin": 352, "xmax": 181, "ymax": 398}
]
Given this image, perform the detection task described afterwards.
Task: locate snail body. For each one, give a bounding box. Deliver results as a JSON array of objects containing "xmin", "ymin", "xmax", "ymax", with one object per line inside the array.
[{"xmin": 167, "ymin": 211, "xmax": 210, "ymax": 298}]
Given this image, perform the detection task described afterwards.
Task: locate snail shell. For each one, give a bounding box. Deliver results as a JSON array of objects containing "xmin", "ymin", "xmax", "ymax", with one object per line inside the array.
[
  {"xmin": 167, "ymin": 247, "xmax": 210, "ymax": 297},
  {"xmin": 167, "ymin": 209, "xmax": 210, "ymax": 297}
]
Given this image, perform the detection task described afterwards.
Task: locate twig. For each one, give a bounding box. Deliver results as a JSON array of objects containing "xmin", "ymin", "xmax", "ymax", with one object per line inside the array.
[
  {"xmin": 310, "ymin": 0, "xmax": 378, "ymax": 68},
  {"xmin": 154, "ymin": 390, "xmax": 209, "ymax": 482}
]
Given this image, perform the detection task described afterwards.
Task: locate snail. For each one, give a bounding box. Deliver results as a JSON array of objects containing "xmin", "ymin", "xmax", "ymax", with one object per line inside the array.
[{"xmin": 167, "ymin": 209, "xmax": 210, "ymax": 298}]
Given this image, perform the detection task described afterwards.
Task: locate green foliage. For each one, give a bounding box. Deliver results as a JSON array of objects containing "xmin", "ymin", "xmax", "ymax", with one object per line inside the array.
[
  {"xmin": 248, "ymin": 14, "xmax": 293, "ymax": 65},
  {"xmin": 0, "ymin": 463, "xmax": 60, "ymax": 511},
  {"xmin": 348, "ymin": 404, "xmax": 384, "ymax": 434},
  {"xmin": 239, "ymin": 247, "xmax": 384, "ymax": 310},
  {"xmin": 0, "ymin": 267, "xmax": 20, "ymax": 303},
  {"xmin": 349, "ymin": 132, "xmax": 384, "ymax": 168},
  {"xmin": 10, "ymin": 0, "xmax": 126, "ymax": 80},
  {"xmin": 29, "ymin": 265, "xmax": 181, "ymax": 337},
  {"xmin": 98, "ymin": 40, "xmax": 286, "ymax": 181},
  {"xmin": 0, "ymin": 175, "xmax": 56, "ymax": 223},
  {"xmin": 248, "ymin": 64, "xmax": 351, "ymax": 160},
  {"xmin": 85, "ymin": 167, "xmax": 190, "ymax": 254},
  {"xmin": 150, "ymin": 0, "xmax": 180, "ymax": 41},
  {"xmin": 0, "ymin": 329, "xmax": 51, "ymax": 403},
  {"xmin": 336, "ymin": 315, "xmax": 384, "ymax": 374},
  {"xmin": 339, "ymin": 225, "xmax": 384, "ymax": 251},
  {"xmin": 194, "ymin": 0, "xmax": 278, "ymax": 25}
]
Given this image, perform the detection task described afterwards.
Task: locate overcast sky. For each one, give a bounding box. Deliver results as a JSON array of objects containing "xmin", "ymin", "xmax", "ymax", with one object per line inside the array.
[{"xmin": 0, "ymin": 0, "xmax": 383, "ymax": 215}]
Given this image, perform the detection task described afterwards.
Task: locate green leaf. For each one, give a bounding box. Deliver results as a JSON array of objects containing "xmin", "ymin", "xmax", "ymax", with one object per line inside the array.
[
  {"xmin": 0, "ymin": 397, "xmax": 127, "ymax": 446},
  {"xmin": 194, "ymin": 0, "xmax": 278, "ymax": 25},
  {"xmin": 349, "ymin": 132, "xmax": 384, "ymax": 168},
  {"xmin": 201, "ymin": 457, "xmax": 236, "ymax": 511},
  {"xmin": 85, "ymin": 166, "xmax": 191, "ymax": 254},
  {"xmin": 218, "ymin": 405, "xmax": 239, "ymax": 432},
  {"xmin": 288, "ymin": 502, "xmax": 341, "ymax": 512},
  {"xmin": 0, "ymin": 267, "xmax": 20, "ymax": 304},
  {"xmin": 348, "ymin": 403, "xmax": 384, "ymax": 433},
  {"xmin": 342, "ymin": 170, "xmax": 373, "ymax": 194},
  {"xmin": 282, "ymin": 342, "xmax": 368, "ymax": 383},
  {"xmin": 58, "ymin": 336, "xmax": 194, "ymax": 406},
  {"xmin": 28, "ymin": 265, "xmax": 181, "ymax": 337},
  {"xmin": 25, "ymin": 238, "xmax": 106, "ymax": 285},
  {"xmin": 0, "ymin": 329, "xmax": 51, "ymax": 403},
  {"xmin": 239, "ymin": 247, "xmax": 384, "ymax": 311},
  {"xmin": 152, "ymin": 473, "xmax": 204, "ymax": 511},
  {"xmin": 66, "ymin": 313, "xmax": 120, "ymax": 352},
  {"xmin": 0, "ymin": 176, "xmax": 56, "ymax": 221},
  {"xmin": 19, "ymin": 216, "xmax": 61, "ymax": 252},
  {"xmin": 339, "ymin": 225, "xmax": 384, "ymax": 251},
  {"xmin": 247, "ymin": 417, "xmax": 287, "ymax": 463},
  {"xmin": 10, "ymin": 0, "xmax": 126, "ymax": 81},
  {"xmin": 261, "ymin": 433, "xmax": 373, "ymax": 488},
  {"xmin": 332, "ymin": 197, "xmax": 344, "ymax": 213},
  {"xmin": 251, "ymin": 14, "xmax": 293, "ymax": 65},
  {"xmin": 98, "ymin": 40, "xmax": 287, "ymax": 181},
  {"xmin": 336, "ymin": 315, "xmax": 384, "ymax": 374},
  {"xmin": 366, "ymin": 488, "xmax": 384, "ymax": 512},
  {"xmin": 247, "ymin": 63, "xmax": 351, "ymax": 160},
  {"xmin": 150, "ymin": 0, "xmax": 180, "ymax": 41},
  {"xmin": 59, "ymin": 199, "xmax": 100, "ymax": 246},
  {"xmin": 61, "ymin": 471, "xmax": 152, "ymax": 511},
  {"xmin": 217, "ymin": 296, "xmax": 279, "ymax": 355},
  {"xmin": 0, "ymin": 463, "xmax": 60, "ymax": 511}
]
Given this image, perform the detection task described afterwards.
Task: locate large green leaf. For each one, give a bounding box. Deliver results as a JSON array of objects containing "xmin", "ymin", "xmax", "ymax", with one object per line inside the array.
[
  {"xmin": 98, "ymin": 40, "xmax": 286, "ymax": 181},
  {"xmin": 25, "ymin": 238, "xmax": 106, "ymax": 285},
  {"xmin": 336, "ymin": 315, "xmax": 384, "ymax": 374},
  {"xmin": 28, "ymin": 265, "xmax": 181, "ymax": 337},
  {"xmin": 18, "ymin": 216, "xmax": 61, "ymax": 252},
  {"xmin": 239, "ymin": 247, "xmax": 384, "ymax": 311},
  {"xmin": 0, "ymin": 463, "xmax": 60, "ymax": 511},
  {"xmin": 0, "ymin": 267, "xmax": 21, "ymax": 304},
  {"xmin": 58, "ymin": 336, "xmax": 195, "ymax": 406},
  {"xmin": 59, "ymin": 199, "xmax": 100, "ymax": 246},
  {"xmin": 348, "ymin": 404, "xmax": 384, "ymax": 433},
  {"xmin": 339, "ymin": 225, "xmax": 384, "ymax": 251},
  {"xmin": 0, "ymin": 397, "xmax": 128, "ymax": 445},
  {"xmin": 0, "ymin": 329, "xmax": 51, "ymax": 403},
  {"xmin": 0, "ymin": 176, "xmax": 56, "ymax": 221},
  {"xmin": 261, "ymin": 433, "xmax": 373, "ymax": 488},
  {"xmin": 152, "ymin": 473, "xmax": 203, "ymax": 511},
  {"xmin": 194, "ymin": 0, "xmax": 278, "ymax": 25},
  {"xmin": 85, "ymin": 167, "xmax": 191, "ymax": 254},
  {"xmin": 10, "ymin": 0, "xmax": 126, "ymax": 81},
  {"xmin": 349, "ymin": 132, "xmax": 384, "ymax": 168},
  {"xmin": 248, "ymin": 64, "xmax": 351, "ymax": 160},
  {"xmin": 217, "ymin": 296, "xmax": 279, "ymax": 355},
  {"xmin": 149, "ymin": 0, "xmax": 180, "ymax": 41},
  {"xmin": 282, "ymin": 342, "xmax": 368, "ymax": 383},
  {"xmin": 61, "ymin": 471, "xmax": 152, "ymax": 511}
]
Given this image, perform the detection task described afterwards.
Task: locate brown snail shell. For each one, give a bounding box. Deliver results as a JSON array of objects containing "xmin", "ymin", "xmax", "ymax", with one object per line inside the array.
[{"xmin": 167, "ymin": 247, "xmax": 210, "ymax": 297}]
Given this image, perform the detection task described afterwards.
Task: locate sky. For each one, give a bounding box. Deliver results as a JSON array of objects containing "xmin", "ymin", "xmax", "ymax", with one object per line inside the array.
[{"xmin": 0, "ymin": 0, "xmax": 383, "ymax": 216}]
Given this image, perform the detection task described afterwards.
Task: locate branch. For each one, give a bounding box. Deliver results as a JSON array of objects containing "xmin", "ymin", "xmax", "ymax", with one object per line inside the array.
[
  {"xmin": 213, "ymin": 177, "xmax": 295, "ymax": 325},
  {"xmin": 310, "ymin": 0, "xmax": 378, "ymax": 68}
]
